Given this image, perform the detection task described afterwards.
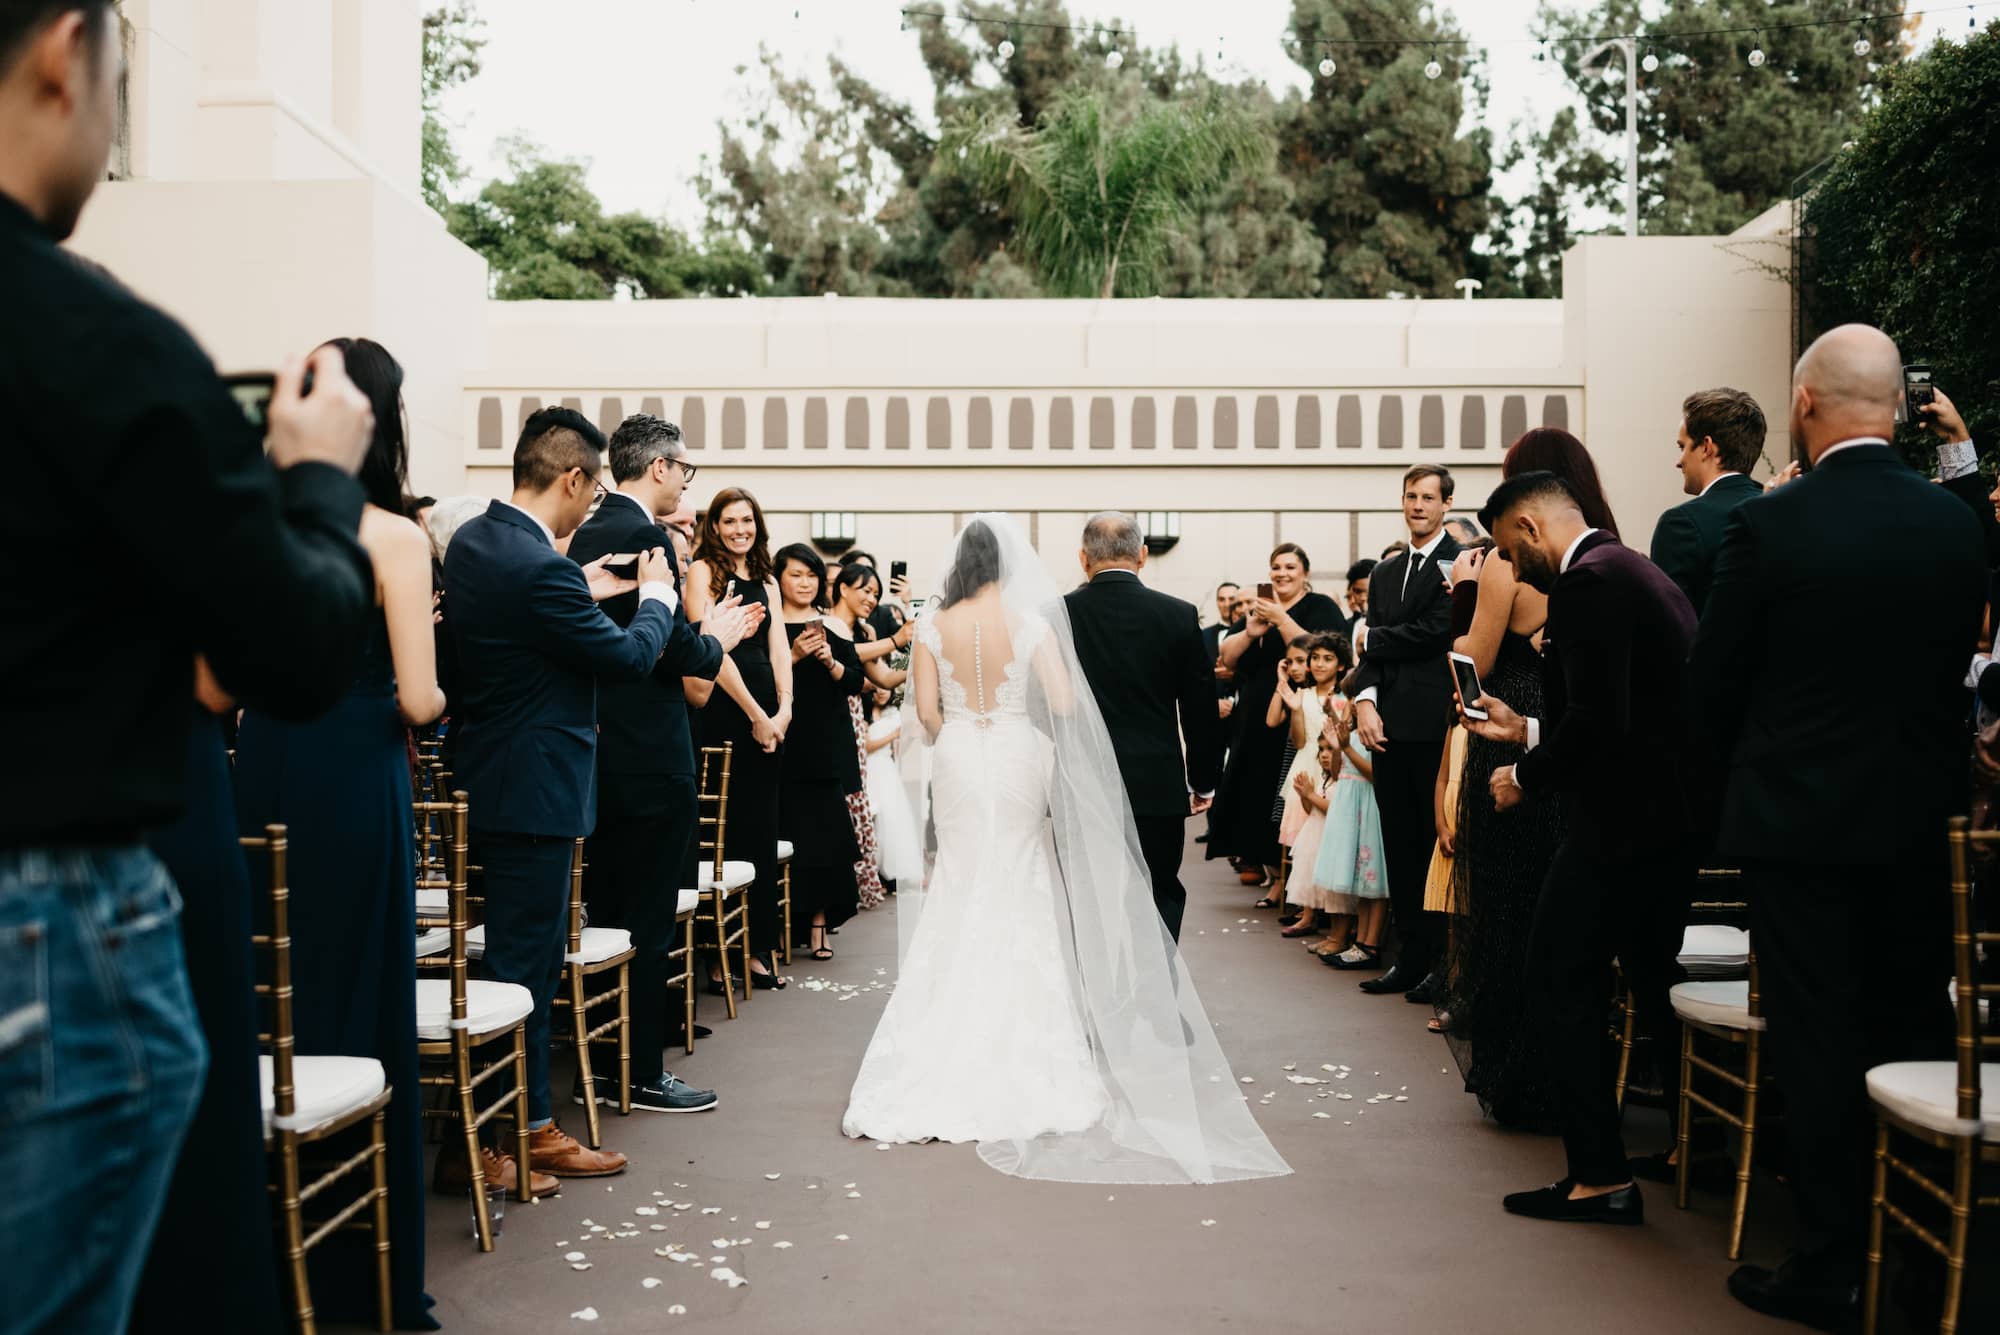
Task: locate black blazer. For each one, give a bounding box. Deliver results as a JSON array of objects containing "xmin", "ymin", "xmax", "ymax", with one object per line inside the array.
[
  {"xmin": 1515, "ymin": 532, "xmax": 1700, "ymax": 853},
  {"xmin": 1064, "ymin": 571, "xmax": 1225, "ymax": 818},
  {"xmin": 442, "ymin": 502, "xmax": 672, "ymax": 837},
  {"xmin": 1647, "ymin": 472, "xmax": 1764, "ymax": 617},
  {"xmin": 1692, "ymin": 445, "xmax": 1986, "ymax": 864},
  {"xmin": 1347, "ymin": 535, "xmax": 1461, "ymax": 743},
  {"xmin": 566, "ymin": 493, "xmax": 725, "ymax": 778}
]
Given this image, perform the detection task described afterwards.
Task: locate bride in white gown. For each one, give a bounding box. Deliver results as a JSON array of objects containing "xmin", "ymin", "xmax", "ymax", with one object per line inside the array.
[{"xmin": 841, "ymin": 514, "xmax": 1290, "ymax": 1186}]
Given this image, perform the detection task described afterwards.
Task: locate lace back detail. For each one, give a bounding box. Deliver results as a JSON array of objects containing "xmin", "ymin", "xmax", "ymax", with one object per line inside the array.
[{"xmin": 917, "ymin": 610, "xmax": 1043, "ymax": 727}]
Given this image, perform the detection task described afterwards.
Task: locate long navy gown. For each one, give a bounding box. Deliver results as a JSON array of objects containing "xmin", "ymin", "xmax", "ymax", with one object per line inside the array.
[{"xmin": 234, "ymin": 617, "xmax": 436, "ymax": 1330}]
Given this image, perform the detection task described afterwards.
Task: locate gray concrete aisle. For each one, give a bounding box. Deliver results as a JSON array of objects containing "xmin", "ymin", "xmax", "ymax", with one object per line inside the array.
[{"xmin": 413, "ymin": 838, "xmax": 1786, "ymax": 1335}]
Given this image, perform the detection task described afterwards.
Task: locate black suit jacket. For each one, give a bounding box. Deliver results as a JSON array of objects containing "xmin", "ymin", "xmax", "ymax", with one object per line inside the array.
[
  {"xmin": 566, "ymin": 493, "xmax": 725, "ymax": 778},
  {"xmin": 1347, "ymin": 535, "xmax": 1461, "ymax": 742},
  {"xmin": 1692, "ymin": 445, "xmax": 1986, "ymax": 864},
  {"xmin": 1647, "ymin": 472, "xmax": 1764, "ymax": 617},
  {"xmin": 1201, "ymin": 622, "xmax": 1230, "ymax": 698},
  {"xmin": 1064, "ymin": 571, "xmax": 1224, "ymax": 818},
  {"xmin": 1516, "ymin": 532, "xmax": 1700, "ymax": 853},
  {"xmin": 442, "ymin": 502, "xmax": 672, "ymax": 837}
]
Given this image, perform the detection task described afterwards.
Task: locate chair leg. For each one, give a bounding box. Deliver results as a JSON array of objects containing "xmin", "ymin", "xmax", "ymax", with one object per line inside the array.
[
  {"xmin": 512, "ymin": 1029, "xmax": 533, "ymax": 1204},
  {"xmin": 712, "ymin": 900, "xmax": 738, "ymax": 1021},
  {"xmin": 277, "ymin": 1133, "xmax": 316, "ymax": 1334},
  {"xmin": 683, "ymin": 920, "xmax": 698, "ymax": 1054},
  {"xmin": 780, "ymin": 865, "xmax": 793, "ymax": 967},
  {"xmin": 739, "ymin": 894, "xmax": 753, "ymax": 1002},
  {"xmin": 458, "ymin": 1039, "xmax": 493, "ymax": 1252},
  {"xmin": 570, "ymin": 966, "xmax": 602, "ymax": 1149},
  {"xmin": 1675, "ymin": 1025, "xmax": 1693, "ymax": 1211},
  {"xmin": 1614, "ymin": 982, "xmax": 1636, "ymax": 1112},
  {"xmin": 1940, "ymin": 1139, "xmax": 1975, "ymax": 1335},
  {"xmin": 616, "ymin": 961, "xmax": 631, "ymax": 1116},
  {"xmin": 1727, "ymin": 1031, "xmax": 1760, "ymax": 1260},
  {"xmin": 371, "ymin": 1109, "xmax": 393, "ymax": 1333},
  {"xmin": 1863, "ymin": 1119, "xmax": 1889, "ymax": 1335}
]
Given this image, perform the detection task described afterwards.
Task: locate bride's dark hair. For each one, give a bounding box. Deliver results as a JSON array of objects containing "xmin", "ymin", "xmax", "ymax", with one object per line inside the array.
[{"xmin": 940, "ymin": 519, "xmax": 1001, "ymax": 608}]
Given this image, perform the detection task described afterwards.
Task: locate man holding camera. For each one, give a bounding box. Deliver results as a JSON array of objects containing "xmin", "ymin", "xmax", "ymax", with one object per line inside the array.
[{"xmin": 2, "ymin": 4, "xmax": 381, "ymax": 1329}]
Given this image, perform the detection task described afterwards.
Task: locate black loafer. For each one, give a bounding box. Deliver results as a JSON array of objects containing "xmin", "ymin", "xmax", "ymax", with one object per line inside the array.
[
  {"xmin": 1727, "ymin": 1262, "xmax": 1860, "ymax": 1333},
  {"xmin": 1359, "ymin": 963, "xmax": 1419, "ymax": 995},
  {"xmin": 1502, "ymin": 1179, "xmax": 1644, "ymax": 1225},
  {"xmin": 1403, "ymin": 971, "xmax": 1443, "ymax": 1005}
]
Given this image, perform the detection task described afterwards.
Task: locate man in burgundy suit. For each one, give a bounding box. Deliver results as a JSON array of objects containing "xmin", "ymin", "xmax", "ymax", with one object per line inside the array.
[{"xmin": 1464, "ymin": 471, "xmax": 1702, "ymax": 1227}]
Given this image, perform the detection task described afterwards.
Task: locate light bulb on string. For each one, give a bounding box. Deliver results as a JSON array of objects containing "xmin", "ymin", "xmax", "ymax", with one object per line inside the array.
[
  {"xmin": 997, "ymin": 38, "xmax": 1014, "ymax": 60},
  {"xmin": 1853, "ymin": 36, "xmax": 1870, "ymax": 57},
  {"xmin": 1318, "ymin": 55, "xmax": 1336, "ymax": 78},
  {"xmin": 1747, "ymin": 39, "xmax": 1765, "ymax": 68},
  {"xmin": 1641, "ymin": 50, "xmax": 1659, "ymax": 73},
  {"xmin": 1424, "ymin": 46, "xmax": 1442, "ymax": 80},
  {"xmin": 1106, "ymin": 47, "xmax": 1123, "ymax": 69}
]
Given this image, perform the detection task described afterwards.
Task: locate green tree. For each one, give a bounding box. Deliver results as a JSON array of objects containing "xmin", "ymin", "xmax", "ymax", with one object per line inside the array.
[
  {"xmin": 420, "ymin": 3, "xmax": 486, "ymax": 212},
  {"xmin": 1487, "ymin": 106, "xmax": 1620, "ymax": 297},
  {"xmin": 1279, "ymin": 0, "xmax": 1499, "ymax": 298},
  {"xmin": 1802, "ymin": 21, "xmax": 2000, "ymax": 464},
  {"xmin": 944, "ymin": 86, "xmax": 1265, "ymax": 297},
  {"xmin": 446, "ymin": 138, "xmax": 760, "ymax": 299},
  {"xmin": 1528, "ymin": 0, "xmax": 1909, "ymax": 238}
]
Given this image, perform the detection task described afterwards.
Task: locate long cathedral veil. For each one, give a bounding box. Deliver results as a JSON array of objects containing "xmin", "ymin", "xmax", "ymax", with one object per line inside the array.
[{"xmin": 892, "ymin": 513, "xmax": 1291, "ymax": 1185}]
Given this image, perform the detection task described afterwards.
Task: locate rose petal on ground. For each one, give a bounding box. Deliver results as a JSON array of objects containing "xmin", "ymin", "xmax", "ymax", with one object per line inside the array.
[
  {"xmin": 1282, "ymin": 1064, "xmax": 1297, "ymax": 1072},
  {"xmin": 667, "ymin": 1305, "xmax": 687, "ymax": 1316},
  {"xmin": 650, "ymin": 1224, "xmax": 667, "ymax": 1232},
  {"xmin": 643, "ymin": 1278, "xmax": 662, "ymax": 1289},
  {"xmin": 701, "ymin": 1207, "xmax": 721, "ymax": 1215},
  {"xmin": 764, "ymin": 1173, "xmax": 781, "ymax": 1180},
  {"xmin": 755, "ymin": 1221, "xmax": 771, "ymax": 1230},
  {"xmin": 1201, "ymin": 1219, "xmax": 1216, "ymax": 1227},
  {"xmin": 635, "ymin": 1206, "xmax": 659, "ymax": 1216},
  {"xmin": 1239, "ymin": 1077, "xmax": 1254, "ymax": 1085},
  {"xmin": 834, "ymin": 1234, "xmax": 850, "ymax": 1241},
  {"xmin": 711, "ymin": 1267, "xmax": 748, "ymax": 1288},
  {"xmin": 847, "ymin": 1191, "xmax": 862, "ymax": 1198},
  {"xmin": 565, "ymin": 1251, "xmax": 587, "ymax": 1262},
  {"xmin": 571, "ymin": 1307, "xmax": 599, "ymax": 1321},
  {"xmin": 773, "ymin": 1240, "xmax": 793, "ymax": 1249},
  {"xmin": 570, "ymin": 1262, "xmax": 592, "ymax": 1271},
  {"xmin": 1312, "ymin": 1112, "xmax": 1332, "ymax": 1119},
  {"xmin": 875, "ymin": 1143, "xmax": 892, "ymax": 1151}
]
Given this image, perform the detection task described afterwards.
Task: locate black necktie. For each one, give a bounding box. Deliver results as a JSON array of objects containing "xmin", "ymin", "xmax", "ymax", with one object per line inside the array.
[{"xmin": 1403, "ymin": 552, "xmax": 1423, "ymax": 598}]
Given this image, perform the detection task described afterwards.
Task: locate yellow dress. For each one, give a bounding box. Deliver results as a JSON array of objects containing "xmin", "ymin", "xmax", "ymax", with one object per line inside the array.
[{"xmin": 1422, "ymin": 725, "xmax": 1468, "ymax": 915}]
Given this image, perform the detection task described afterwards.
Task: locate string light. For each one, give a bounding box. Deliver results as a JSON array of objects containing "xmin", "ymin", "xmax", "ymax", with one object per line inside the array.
[
  {"xmin": 1318, "ymin": 56, "xmax": 1336, "ymax": 77},
  {"xmin": 1424, "ymin": 45, "xmax": 1443, "ymax": 79},
  {"xmin": 1853, "ymin": 35, "xmax": 1872, "ymax": 56},
  {"xmin": 1747, "ymin": 35, "xmax": 1766, "ymax": 67},
  {"xmin": 1106, "ymin": 47, "xmax": 1123, "ymax": 69},
  {"xmin": 1641, "ymin": 50, "xmax": 1660, "ymax": 72},
  {"xmin": 997, "ymin": 37, "xmax": 1014, "ymax": 60}
]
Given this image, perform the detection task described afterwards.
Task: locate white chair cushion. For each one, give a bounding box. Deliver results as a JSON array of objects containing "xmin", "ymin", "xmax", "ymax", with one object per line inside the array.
[
  {"xmin": 415, "ymin": 888, "xmax": 448, "ymax": 916},
  {"xmin": 1679, "ymin": 924, "xmax": 1750, "ymax": 979},
  {"xmin": 677, "ymin": 888, "xmax": 700, "ymax": 916},
  {"xmin": 415, "ymin": 927, "xmax": 451, "ymax": 959},
  {"xmin": 414, "ymin": 978, "xmax": 534, "ymax": 1041},
  {"xmin": 259, "ymin": 1054, "xmax": 384, "ymax": 1138},
  {"xmin": 776, "ymin": 840, "xmax": 795, "ymax": 862},
  {"xmin": 1670, "ymin": 979, "xmax": 1764, "ymax": 1031},
  {"xmin": 464, "ymin": 923, "xmax": 486, "ymax": 960},
  {"xmin": 686, "ymin": 860, "xmax": 756, "ymax": 896},
  {"xmin": 1866, "ymin": 1061, "xmax": 2000, "ymax": 1142},
  {"xmin": 570, "ymin": 926, "xmax": 633, "ymax": 966}
]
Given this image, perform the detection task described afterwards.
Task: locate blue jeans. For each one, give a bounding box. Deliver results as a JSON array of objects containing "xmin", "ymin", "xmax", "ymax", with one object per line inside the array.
[{"xmin": 0, "ymin": 848, "xmax": 207, "ymax": 1335}]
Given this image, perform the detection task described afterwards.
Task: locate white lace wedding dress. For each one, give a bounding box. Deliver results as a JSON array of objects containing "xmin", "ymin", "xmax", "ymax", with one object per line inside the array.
[
  {"xmin": 841, "ymin": 612, "xmax": 1111, "ymax": 1144},
  {"xmin": 839, "ymin": 513, "xmax": 1289, "ymax": 1186}
]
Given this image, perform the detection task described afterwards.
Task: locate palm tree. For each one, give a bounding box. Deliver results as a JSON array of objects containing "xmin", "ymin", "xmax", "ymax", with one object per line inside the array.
[{"xmin": 945, "ymin": 87, "xmax": 1266, "ymax": 299}]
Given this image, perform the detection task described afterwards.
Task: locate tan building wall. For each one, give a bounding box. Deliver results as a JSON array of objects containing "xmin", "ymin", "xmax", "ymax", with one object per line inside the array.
[{"xmin": 66, "ymin": 7, "xmax": 1795, "ymax": 609}]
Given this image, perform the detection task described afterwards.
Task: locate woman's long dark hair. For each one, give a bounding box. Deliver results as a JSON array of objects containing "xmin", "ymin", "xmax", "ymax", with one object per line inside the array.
[
  {"xmin": 692, "ymin": 487, "xmax": 775, "ymax": 598},
  {"xmin": 940, "ymin": 520, "xmax": 1001, "ymax": 608},
  {"xmin": 320, "ymin": 336, "xmax": 407, "ymax": 513},
  {"xmin": 1502, "ymin": 428, "xmax": 1620, "ymax": 539},
  {"xmin": 773, "ymin": 542, "xmax": 830, "ymax": 610}
]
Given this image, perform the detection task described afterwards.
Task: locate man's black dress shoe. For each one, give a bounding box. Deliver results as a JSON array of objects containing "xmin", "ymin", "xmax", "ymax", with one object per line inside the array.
[
  {"xmin": 1727, "ymin": 1262, "xmax": 1860, "ymax": 1333},
  {"xmin": 1502, "ymin": 1179, "xmax": 1644, "ymax": 1225},
  {"xmin": 1403, "ymin": 971, "xmax": 1443, "ymax": 1005},
  {"xmin": 1359, "ymin": 963, "xmax": 1420, "ymax": 995}
]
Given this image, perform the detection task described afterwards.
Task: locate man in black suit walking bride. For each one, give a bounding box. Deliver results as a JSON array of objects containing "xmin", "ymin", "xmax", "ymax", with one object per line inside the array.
[{"xmin": 1064, "ymin": 512, "xmax": 1224, "ymax": 942}]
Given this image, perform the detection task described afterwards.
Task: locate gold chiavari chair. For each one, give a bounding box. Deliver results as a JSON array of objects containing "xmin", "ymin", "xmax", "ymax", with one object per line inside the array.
[
  {"xmin": 690, "ymin": 743, "xmax": 754, "ymax": 1018},
  {"xmin": 1862, "ymin": 817, "xmax": 1999, "ymax": 1335},
  {"xmin": 775, "ymin": 839, "xmax": 796, "ymax": 966},
  {"xmin": 1671, "ymin": 936, "xmax": 1765, "ymax": 1260},
  {"xmin": 549, "ymin": 839, "xmax": 638, "ymax": 1149},
  {"xmin": 246, "ymin": 824, "xmax": 393, "ymax": 1334},
  {"xmin": 411, "ymin": 792, "xmax": 535, "ymax": 1251},
  {"xmin": 1616, "ymin": 870, "xmax": 1752, "ymax": 1107}
]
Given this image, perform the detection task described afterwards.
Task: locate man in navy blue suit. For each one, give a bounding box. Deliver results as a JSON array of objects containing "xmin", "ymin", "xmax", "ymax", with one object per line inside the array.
[
  {"xmin": 443, "ymin": 407, "xmax": 680, "ymax": 1181},
  {"xmin": 567, "ymin": 414, "xmax": 756, "ymax": 1111}
]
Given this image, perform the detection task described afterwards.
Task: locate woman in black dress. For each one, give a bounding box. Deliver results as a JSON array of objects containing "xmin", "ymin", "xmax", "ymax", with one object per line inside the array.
[
  {"xmin": 1207, "ymin": 542, "xmax": 1348, "ymax": 890},
  {"xmin": 772, "ymin": 545, "xmax": 868, "ymax": 958},
  {"xmin": 232, "ymin": 338, "xmax": 444, "ymax": 1329},
  {"xmin": 1443, "ymin": 427, "xmax": 1619, "ymax": 1130},
  {"xmin": 686, "ymin": 488, "xmax": 791, "ymax": 987}
]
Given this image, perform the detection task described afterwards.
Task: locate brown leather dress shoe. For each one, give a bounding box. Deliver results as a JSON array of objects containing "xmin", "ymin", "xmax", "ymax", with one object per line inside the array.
[
  {"xmin": 530, "ymin": 1122, "xmax": 628, "ymax": 1177},
  {"xmin": 434, "ymin": 1144, "xmax": 560, "ymax": 1200}
]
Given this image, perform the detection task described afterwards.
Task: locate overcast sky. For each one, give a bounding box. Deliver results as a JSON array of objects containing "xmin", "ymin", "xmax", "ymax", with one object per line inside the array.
[{"xmin": 437, "ymin": 1, "xmax": 1954, "ymax": 233}]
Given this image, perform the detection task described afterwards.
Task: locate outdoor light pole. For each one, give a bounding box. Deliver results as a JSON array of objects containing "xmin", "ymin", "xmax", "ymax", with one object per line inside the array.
[{"xmin": 1582, "ymin": 36, "xmax": 1639, "ymax": 236}]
